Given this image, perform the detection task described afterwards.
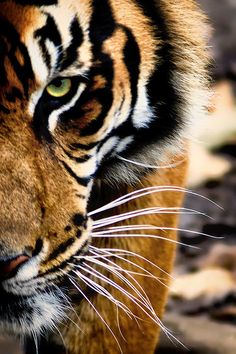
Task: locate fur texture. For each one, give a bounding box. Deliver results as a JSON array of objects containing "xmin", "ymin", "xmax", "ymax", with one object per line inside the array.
[{"xmin": 0, "ymin": 1, "xmax": 208, "ymax": 353}]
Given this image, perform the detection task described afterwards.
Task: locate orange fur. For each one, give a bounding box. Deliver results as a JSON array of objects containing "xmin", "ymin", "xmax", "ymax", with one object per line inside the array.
[{"xmin": 59, "ymin": 156, "xmax": 188, "ymax": 354}]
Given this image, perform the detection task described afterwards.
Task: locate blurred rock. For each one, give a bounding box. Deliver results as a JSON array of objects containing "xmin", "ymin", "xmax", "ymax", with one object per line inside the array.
[{"xmin": 158, "ymin": 312, "xmax": 236, "ymax": 354}]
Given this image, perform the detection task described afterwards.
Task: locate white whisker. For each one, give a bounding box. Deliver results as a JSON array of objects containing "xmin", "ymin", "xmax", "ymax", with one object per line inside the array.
[
  {"xmin": 92, "ymin": 207, "xmax": 208, "ymax": 229},
  {"xmin": 117, "ymin": 155, "xmax": 185, "ymax": 170},
  {"xmin": 87, "ymin": 249, "xmax": 170, "ymax": 294},
  {"xmin": 74, "ymin": 259, "xmax": 182, "ymax": 343},
  {"xmin": 87, "ymin": 248, "xmax": 171, "ymax": 287},
  {"xmin": 50, "ymin": 322, "xmax": 67, "ymax": 351},
  {"xmin": 51, "ymin": 283, "xmax": 83, "ymax": 332},
  {"xmin": 74, "ymin": 262, "xmax": 163, "ymax": 328},
  {"xmin": 63, "ymin": 271, "xmax": 123, "ymax": 354},
  {"xmin": 76, "ymin": 269, "xmax": 136, "ymax": 319},
  {"xmin": 88, "ymin": 186, "xmax": 222, "ymax": 217},
  {"xmin": 89, "ymin": 245, "xmax": 174, "ymax": 280},
  {"xmin": 31, "ymin": 330, "xmax": 39, "ymax": 354},
  {"xmin": 92, "ymin": 232, "xmax": 200, "ymax": 249},
  {"xmin": 92, "ymin": 226, "xmax": 221, "ymax": 241}
]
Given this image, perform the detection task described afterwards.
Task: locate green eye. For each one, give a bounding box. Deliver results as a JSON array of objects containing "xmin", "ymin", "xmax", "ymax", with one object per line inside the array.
[{"xmin": 46, "ymin": 78, "xmax": 72, "ymax": 98}]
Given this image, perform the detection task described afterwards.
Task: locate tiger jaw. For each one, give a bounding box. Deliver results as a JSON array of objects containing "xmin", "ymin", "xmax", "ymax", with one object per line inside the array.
[{"xmin": 0, "ymin": 288, "xmax": 66, "ymax": 336}]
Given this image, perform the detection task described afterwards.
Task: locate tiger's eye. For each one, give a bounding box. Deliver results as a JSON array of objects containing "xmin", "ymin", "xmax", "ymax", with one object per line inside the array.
[{"xmin": 46, "ymin": 78, "xmax": 72, "ymax": 98}]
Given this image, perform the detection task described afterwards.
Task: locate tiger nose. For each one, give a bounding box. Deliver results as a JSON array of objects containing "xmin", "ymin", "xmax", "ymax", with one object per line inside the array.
[{"xmin": 0, "ymin": 255, "xmax": 30, "ymax": 280}]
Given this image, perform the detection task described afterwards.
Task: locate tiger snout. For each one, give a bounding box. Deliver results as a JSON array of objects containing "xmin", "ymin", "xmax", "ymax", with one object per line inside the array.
[
  {"xmin": 0, "ymin": 137, "xmax": 93, "ymax": 335},
  {"xmin": 0, "ymin": 136, "xmax": 92, "ymax": 284}
]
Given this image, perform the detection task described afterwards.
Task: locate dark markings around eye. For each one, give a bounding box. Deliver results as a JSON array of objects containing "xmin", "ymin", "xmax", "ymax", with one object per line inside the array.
[
  {"xmin": 34, "ymin": 13, "xmax": 62, "ymax": 70},
  {"xmin": 59, "ymin": 0, "xmax": 116, "ymax": 137}
]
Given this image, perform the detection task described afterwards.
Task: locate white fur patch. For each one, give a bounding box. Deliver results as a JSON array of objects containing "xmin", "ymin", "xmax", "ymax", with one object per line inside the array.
[
  {"xmin": 69, "ymin": 154, "xmax": 97, "ymax": 179},
  {"xmin": 97, "ymin": 136, "xmax": 119, "ymax": 162},
  {"xmin": 26, "ymin": 37, "xmax": 49, "ymax": 85},
  {"xmin": 116, "ymin": 136, "xmax": 134, "ymax": 154},
  {"xmin": 132, "ymin": 84, "xmax": 154, "ymax": 128}
]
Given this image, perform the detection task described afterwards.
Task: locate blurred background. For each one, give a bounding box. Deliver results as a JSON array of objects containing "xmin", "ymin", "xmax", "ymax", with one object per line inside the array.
[
  {"xmin": 159, "ymin": 0, "xmax": 236, "ymax": 353},
  {"xmin": 0, "ymin": 0, "xmax": 236, "ymax": 353}
]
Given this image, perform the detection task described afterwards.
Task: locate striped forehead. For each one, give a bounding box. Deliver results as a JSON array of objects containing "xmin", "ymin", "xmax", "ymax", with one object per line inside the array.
[
  {"xmin": 26, "ymin": 4, "xmax": 92, "ymax": 84},
  {"xmin": 0, "ymin": 1, "xmax": 92, "ymax": 85}
]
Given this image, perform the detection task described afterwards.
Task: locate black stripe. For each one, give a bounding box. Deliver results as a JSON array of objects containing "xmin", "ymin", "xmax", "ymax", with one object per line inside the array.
[
  {"xmin": 76, "ymin": 194, "xmax": 86, "ymax": 200},
  {"xmin": 10, "ymin": 0, "xmax": 58, "ymax": 6},
  {"xmin": 69, "ymin": 141, "xmax": 98, "ymax": 151},
  {"xmin": 61, "ymin": 160, "xmax": 91, "ymax": 187},
  {"xmin": 134, "ymin": 1, "xmax": 184, "ymax": 140},
  {"xmin": 76, "ymin": 0, "xmax": 115, "ymax": 137},
  {"xmin": 34, "ymin": 13, "xmax": 63, "ymax": 70},
  {"xmin": 5, "ymin": 87, "xmax": 23, "ymax": 103},
  {"xmin": 60, "ymin": 17, "xmax": 84, "ymax": 71},
  {"xmin": 120, "ymin": 25, "xmax": 141, "ymax": 110},
  {"xmin": 0, "ymin": 104, "xmax": 10, "ymax": 115},
  {"xmin": 47, "ymin": 237, "xmax": 75, "ymax": 261},
  {"xmin": 90, "ymin": 0, "xmax": 116, "ymax": 44},
  {"xmin": 0, "ymin": 18, "xmax": 34, "ymax": 97},
  {"xmin": 38, "ymin": 240, "xmax": 89, "ymax": 278},
  {"xmin": 63, "ymin": 148, "xmax": 92, "ymax": 163}
]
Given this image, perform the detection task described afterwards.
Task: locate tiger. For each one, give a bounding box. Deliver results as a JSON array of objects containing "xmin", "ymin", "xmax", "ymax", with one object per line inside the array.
[{"xmin": 0, "ymin": 0, "xmax": 209, "ymax": 353}]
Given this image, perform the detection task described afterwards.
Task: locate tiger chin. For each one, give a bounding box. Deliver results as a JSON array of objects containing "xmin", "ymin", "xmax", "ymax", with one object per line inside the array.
[{"xmin": 0, "ymin": 0, "xmax": 208, "ymax": 353}]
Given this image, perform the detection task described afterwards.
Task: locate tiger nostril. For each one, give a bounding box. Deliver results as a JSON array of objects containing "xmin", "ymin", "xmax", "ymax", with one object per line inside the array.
[{"xmin": 0, "ymin": 255, "xmax": 30, "ymax": 280}]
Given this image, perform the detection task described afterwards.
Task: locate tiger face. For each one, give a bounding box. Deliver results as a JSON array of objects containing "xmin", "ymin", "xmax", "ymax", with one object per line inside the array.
[{"xmin": 0, "ymin": 0, "xmax": 208, "ymax": 341}]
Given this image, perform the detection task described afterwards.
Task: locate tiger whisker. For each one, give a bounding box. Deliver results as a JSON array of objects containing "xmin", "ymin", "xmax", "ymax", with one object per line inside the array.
[
  {"xmin": 117, "ymin": 155, "xmax": 186, "ymax": 170},
  {"xmin": 77, "ymin": 252, "xmax": 169, "ymax": 280},
  {"xmin": 50, "ymin": 322, "xmax": 67, "ymax": 352},
  {"xmin": 73, "ymin": 263, "xmax": 161, "ymax": 326},
  {"xmin": 116, "ymin": 306, "xmax": 128, "ymax": 342},
  {"xmin": 75, "ymin": 262, "xmax": 151, "ymax": 312},
  {"xmin": 91, "ymin": 232, "xmax": 200, "ymax": 249},
  {"xmin": 88, "ymin": 186, "xmax": 221, "ymax": 217},
  {"xmin": 82, "ymin": 254, "xmax": 167, "ymax": 316},
  {"xmin": 92, "ymin": 207, "xmax": 209, "ymax": 229},
  {"xmin": 70, "ymin": 267, "xmax": 139, "ymax": 321},
  {"xmin": 64, "ymin": 271, "xmax": 124, "ymax": 354},
  {"xmin": 89, "ymin": 246, "xmax": 174, "ymax": 281},
  {"xmin": 73, "ymin": 261, "xmax": 179, "ymax": 343},
  {"xmin": 93, "ymin": 226, "xmax": 221, "ymax": 240},
  {"xmin": 31, "ymin": 329, "xmax": 39, "ymax": 354},
  {"xmin": 87, "ymin": 248, "xmax": 171, "ymax": 287},
  {"xmin": 51, "ymin": 283, "xmax": 84, "ymax": 332},
  {"xmin": 83, "ymin": 250, "xmax": 165, "ymax": 299}
]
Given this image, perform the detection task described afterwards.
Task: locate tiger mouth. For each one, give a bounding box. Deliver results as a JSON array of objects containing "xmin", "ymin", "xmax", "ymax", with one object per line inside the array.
[{"xmin": 0, "ymin": 236, "xmax": 91, "ymax": 335}]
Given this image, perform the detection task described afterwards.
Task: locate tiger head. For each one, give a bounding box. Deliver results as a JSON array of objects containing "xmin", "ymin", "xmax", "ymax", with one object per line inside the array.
[{"xmin": 0, "ymin": 0, "xmax": 208, "ymax": 337}]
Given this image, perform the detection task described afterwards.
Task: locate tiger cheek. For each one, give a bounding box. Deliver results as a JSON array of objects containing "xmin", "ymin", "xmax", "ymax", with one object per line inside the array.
[{"xmin": 0, "ymin": 131, "xmax": 92, "ymax": 261}]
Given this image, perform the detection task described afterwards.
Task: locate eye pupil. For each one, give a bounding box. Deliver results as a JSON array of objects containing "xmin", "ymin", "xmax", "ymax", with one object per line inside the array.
[{"xmin": 54, "ymin": 80, "xmax": 63, "ymax": 88}]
